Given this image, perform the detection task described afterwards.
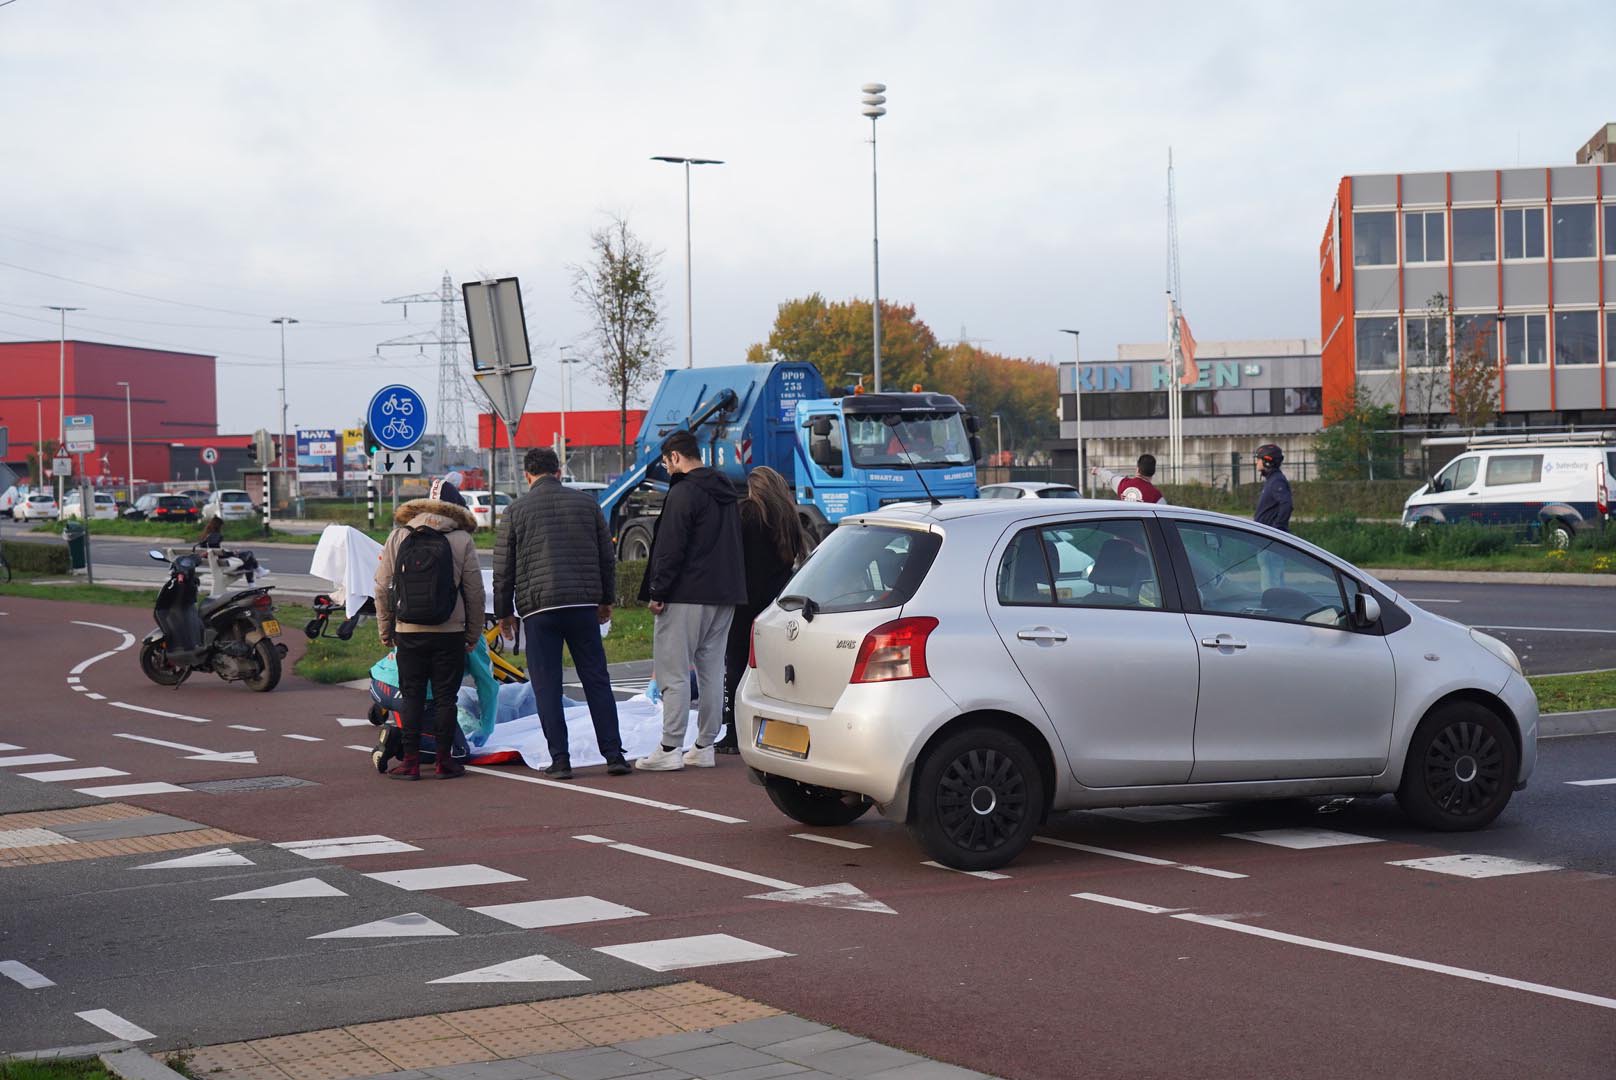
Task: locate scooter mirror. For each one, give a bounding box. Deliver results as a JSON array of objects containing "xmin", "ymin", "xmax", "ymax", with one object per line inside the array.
[{"xmin": 148, "ymin": 549, "xmax": 167, "ymax": 561}]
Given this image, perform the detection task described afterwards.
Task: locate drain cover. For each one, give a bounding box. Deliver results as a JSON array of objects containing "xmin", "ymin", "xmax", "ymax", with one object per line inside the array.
[{"xmin": 184, "ymin": 775, "xmax": 318, "ymax": 794}]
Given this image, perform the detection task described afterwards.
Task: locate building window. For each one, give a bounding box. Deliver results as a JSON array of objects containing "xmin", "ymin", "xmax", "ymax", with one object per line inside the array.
[
  {"xmin": 1607, "ymin": 204, "xmax": 1616, "ymax": 257},
  {"xmin": 1283, "ymin": 388, "xmax": 1323, "ymax": 415},
  {"xmin": 1355, "ymin": 317, "xmax": 1400, "ymax": 370},
  {"xmin": 1502, "ymin": 207, "xmax": 1545, "ymax": 260},
  {"xmin": 1404, "ymin": 210, "xmax": 1445, "ymax": 263},
  {"xmin": 1609, "ymin": 311, "xmax": 1616, "ymax": 364},
  {"xmin": 1502, "ymin": 313, "xmax": 1547, "ymax": 365},
  {"xmin": 1454, "ymin": 314, "xmax": 1502, "ymax": 364},
  {"xmin": 1353, "ymin": 212, "xmax": 1397, "ymax": 266},
  {"xmin": 1555, "ymin": 310, "xmax": 1599, "ymax": 365},
  {"xmin": 1452, "ymin": 207, "xmax": 1496, "ymax": 262},
  {"xmin": 1212, "ymin": 389, "xmax": 1253, "ymax": 416},
  {"xmin": 1405, "ymin": 314, "xmax": 1448, "ymax": 367},
  {"xmin": 1552, "ymin": 203, "xmax": 1596, "ymax": 259}
]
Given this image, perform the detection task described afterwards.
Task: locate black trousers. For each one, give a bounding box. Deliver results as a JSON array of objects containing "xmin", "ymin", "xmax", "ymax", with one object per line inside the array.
[
  {"xmin": 523, "ymin": 607, "xmax": 624, "ymax": 764},
  {"xmin": 395, "ymin": 632, "xmax": 465, "ymax": 758},
  {"xmin": 720, "ymin": 603, "xmax": 761, "ymax": 748}
]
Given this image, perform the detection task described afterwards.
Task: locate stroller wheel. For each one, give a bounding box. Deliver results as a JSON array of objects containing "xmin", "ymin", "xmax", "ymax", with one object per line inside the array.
[{"xmin": 367, "ymin": 703, "xmax": 388, "ymax": 726}]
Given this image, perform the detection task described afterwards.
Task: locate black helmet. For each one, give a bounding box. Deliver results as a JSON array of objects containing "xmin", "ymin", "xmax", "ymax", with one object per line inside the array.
[{"xmin": 1256, "ymin": 443, "xmax": 1284, "ymax": 471}]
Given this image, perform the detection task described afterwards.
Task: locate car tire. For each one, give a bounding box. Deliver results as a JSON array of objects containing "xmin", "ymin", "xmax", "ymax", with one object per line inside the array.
[
  {"xmin": 1396, "ymin": 701, "xmax": 1517, "ymax": 831},
  {"xmin": 764, "ymin": 776, "xmax": 872, "ymax": 827},
  {"xmin": 909, "ymin": 725, "xmax": 1045, "ymax": 871}
]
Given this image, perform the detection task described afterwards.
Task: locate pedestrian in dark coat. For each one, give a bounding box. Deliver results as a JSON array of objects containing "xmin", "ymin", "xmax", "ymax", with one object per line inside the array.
[
  {"xmin": 717, "ymin": 466, "xmax": 809, "ymax": 753},
  {"xmin": 1254, "ymin": 443, "xmax": 1293, "ymax": 532}
]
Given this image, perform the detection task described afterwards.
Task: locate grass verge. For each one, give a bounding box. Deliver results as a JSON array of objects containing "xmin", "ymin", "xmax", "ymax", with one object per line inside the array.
[
  {"xmin": 1527, "ymin": 669, "xmax": 1616, "ymax": 715},
  {"xmin": 0, "ymin": 1060, "xmax": 113, "ymax": 1080}
]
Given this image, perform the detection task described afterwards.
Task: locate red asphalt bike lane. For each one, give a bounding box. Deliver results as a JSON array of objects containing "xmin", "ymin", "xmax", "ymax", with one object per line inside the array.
[{"xmin": 4, "ymin": 596, "xmax": 1614, "ymax": 1080}]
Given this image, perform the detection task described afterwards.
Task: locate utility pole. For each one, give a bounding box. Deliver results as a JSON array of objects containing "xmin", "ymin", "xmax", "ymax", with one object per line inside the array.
[
  {"xmin": 861, "ymin": 84, "xmax": 887, "ymax": 392},
  {"xmin": 271, "ymin": 317, "xmax": 297, "ymax": 527},
  {"xmin": 44, "ymin": 305, "xmax": 82, "ymax": 505},
  {"xmin": 651, "ymin": 157, "xmax": 724, "ymax": 369},
  {"xmin": 382, "ymin": 272, "xmax": 472, "ymax": 457}
]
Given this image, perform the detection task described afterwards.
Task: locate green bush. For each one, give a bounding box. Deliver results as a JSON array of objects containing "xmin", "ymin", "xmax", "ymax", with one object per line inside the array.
[
  {"xmin": 1, "ymin": 539, "xmax": 70, "ymax": 575},
  {"xmin": 616, "ymin": 559, "xmax": 646, "ymax": 607},
  {"xmin": 1294, "ymin": 515, "xmax": 1512, "ymax": 565}
]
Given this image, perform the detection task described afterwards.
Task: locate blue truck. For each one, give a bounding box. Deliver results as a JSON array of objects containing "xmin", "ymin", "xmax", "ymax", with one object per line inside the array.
[{"xmin": 596, "ymin": 361, "xmax": 981, "ymax": 559}]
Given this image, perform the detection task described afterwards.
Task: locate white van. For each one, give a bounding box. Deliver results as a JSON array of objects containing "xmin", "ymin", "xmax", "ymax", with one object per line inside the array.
[{"xmin": 1403, "ymin": 435, "xmax": 1612, "ymax": 548}]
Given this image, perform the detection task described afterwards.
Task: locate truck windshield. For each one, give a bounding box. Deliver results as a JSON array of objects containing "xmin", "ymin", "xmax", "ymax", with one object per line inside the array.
[{"xmin": 845, "ymin": 412, "xmax": 972, "ymax": 468}]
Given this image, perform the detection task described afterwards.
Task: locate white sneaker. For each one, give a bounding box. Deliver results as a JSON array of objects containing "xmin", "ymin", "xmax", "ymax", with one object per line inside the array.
[
  {"xmin": 683, "ymin": 744, "xmax": 716, "ymax": 768},
  {"xmin": 635, "ymin": 747, "xmax": 685, "ymax": 771}
]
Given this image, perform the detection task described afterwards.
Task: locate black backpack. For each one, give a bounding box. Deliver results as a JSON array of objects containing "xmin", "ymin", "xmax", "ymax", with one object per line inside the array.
[{"xmin": 391, "ymin": 526, "xmax": 458, "ymax": 625}]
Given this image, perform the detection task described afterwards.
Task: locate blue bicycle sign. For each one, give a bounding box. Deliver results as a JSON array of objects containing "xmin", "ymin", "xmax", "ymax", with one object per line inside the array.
[{"xmin": 367, "ymin": 384, "xmax": 428, "ymax": 452}]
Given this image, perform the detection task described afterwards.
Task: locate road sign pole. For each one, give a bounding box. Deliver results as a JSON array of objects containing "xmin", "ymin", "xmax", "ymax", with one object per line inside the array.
[
  {"xmin": 367, "ymin": 471, "xmax": 377, "ymax": 531},
  {"xmin": 263, "ymin": 467, "xmax": 273, "ymax": 537},
  {"xmin": 77, "ymin": 453, "xmax": 93, "ymax": 585}
]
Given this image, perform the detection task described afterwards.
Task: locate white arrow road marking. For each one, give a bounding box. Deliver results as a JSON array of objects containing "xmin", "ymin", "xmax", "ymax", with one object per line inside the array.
[
  {"xmin": 114, "ymin": 733, "xmax": 257, "ymax": 764},
  {"xmin": 215, "ymin": 877, "xmax": 348, "ymax": 901},
  {"xmin": 0, "ymin": 742, "xmax": 23, "ymax": 752},
  {"xmin": 135, "ymin": 848, "xmax": 253, "ymax": 870},
  {"xmin": 311, "ymin": 913, "xmax": 457, "ymax": 939},
  {"xmin": 76, "ymin": 1009, "xmax": 155, "ymax": 1041},
  {"xmin": 0, "ymin": 960, "xmax": 55, "ymax": 989},
  {"xmin": 576, "ymin": 835, "xmax": 894, "ymax": 914},
  {"xmin": 428, "ymin": 955, "xmax": 590, "ymax": 984}
]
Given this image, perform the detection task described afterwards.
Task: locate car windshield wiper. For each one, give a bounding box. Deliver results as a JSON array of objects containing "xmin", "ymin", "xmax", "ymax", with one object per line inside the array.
[{"xmin": 777, "ymin": 594, "xmax": 820, "ymax": 622}]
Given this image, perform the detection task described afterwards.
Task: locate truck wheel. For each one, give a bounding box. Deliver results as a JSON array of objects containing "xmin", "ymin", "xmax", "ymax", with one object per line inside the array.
[
  {"xmin": 620, "ymin": 524, "xmax": 653, "ymax": 562},
  {"xmin": 764, "ymin": 776, "xmax": 872, "ymax": 826},
  {"xmin": 909, "ymin": 725, "xmax": 1044, "ymax": 871}
]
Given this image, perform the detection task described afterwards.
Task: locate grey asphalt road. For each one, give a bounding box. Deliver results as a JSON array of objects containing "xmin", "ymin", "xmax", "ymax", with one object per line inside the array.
[{"xmin": 1379, "ymin": 579, "xmax": 1615, "ymax": 674}]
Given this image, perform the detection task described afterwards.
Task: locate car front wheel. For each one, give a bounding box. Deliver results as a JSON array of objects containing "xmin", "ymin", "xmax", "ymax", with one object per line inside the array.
[
  {"xmin": 910, "ymin": 725, "xmax": 1044, "ymax": 871},
  {"xmin": 1396, "ymin": 701, "xmax": 1517, "ymax": 830}
]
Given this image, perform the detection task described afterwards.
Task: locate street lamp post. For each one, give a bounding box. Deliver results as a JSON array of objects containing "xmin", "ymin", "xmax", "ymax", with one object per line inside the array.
[
  {"xmin": 651, "ymin": 155, "xmax": 724, "ymax": 369},
  {"xmin": 861, "ymin": 83, "xmax": 887, "ymax": 392},
  {"xmin": 1059, "ymin": 329, "xmax": 1085, "ymax": 495},
  {"xmin": 116, "ymin": 381, "xmax": 133, "ymax": 499},
  {"xmin": 271, "ymin": 317, "xmax": 298, "ymax": 529},
  {"xmin": 44, "ymin": 304, "xmax": 83, "ymax": 503},
  {"xmin": 558, "ymin": 346, "xmax": 582, "ymax": 476}
]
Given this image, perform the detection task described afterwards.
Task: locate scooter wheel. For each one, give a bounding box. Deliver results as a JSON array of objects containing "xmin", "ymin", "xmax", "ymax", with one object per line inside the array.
[{"xmin": 139, "ymin": 641, "xmax": 185, "ymax": 686}]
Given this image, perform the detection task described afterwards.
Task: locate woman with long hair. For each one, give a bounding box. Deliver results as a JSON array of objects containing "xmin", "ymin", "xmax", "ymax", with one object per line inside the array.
[
  {"xmin": 718, "ymin": 466, "xmax": 809, "ymax": 753},
  {"xmin": 198, "ymin": 515, "xmax": 225, "ymax": 549}
]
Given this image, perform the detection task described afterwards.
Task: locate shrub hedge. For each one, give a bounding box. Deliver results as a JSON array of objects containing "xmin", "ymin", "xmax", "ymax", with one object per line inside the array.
[
  {"xmin": 1, "ymin": 539, "xmax": 71, "ymax": 575},
  {"xmin": 616, "ymin": 559, "xmax": 646, "ymax": 606}
]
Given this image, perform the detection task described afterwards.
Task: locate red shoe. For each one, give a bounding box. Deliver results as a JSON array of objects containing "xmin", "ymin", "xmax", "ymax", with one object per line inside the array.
[
  {"xmin": 386, "ymin": 753, "xmax": 420, "ymax": 781},
  {"xmin": 435, "ymin": 758, "xmax": 466, "ymax": 779}
]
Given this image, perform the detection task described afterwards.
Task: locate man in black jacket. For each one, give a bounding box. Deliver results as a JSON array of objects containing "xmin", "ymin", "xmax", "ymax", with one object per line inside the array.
[
  {"xmin": 494, "ymin": 447, "xmax": 629, "ymax": 779},
  {"xmin": 635, "ymin": 430, "xmax": 746, "ymax": 771}
]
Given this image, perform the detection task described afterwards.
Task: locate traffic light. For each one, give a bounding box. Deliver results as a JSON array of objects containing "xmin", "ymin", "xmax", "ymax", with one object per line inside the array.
[
  {"xmin": 246, "ymin": 442, "xmax": 258, "ymax": 464},
  {"xmin": 362, "ymin": 422, "xmax": 381, "ymax": 458}
]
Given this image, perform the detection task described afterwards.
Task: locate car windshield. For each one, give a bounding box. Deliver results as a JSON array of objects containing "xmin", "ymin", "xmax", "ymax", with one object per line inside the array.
[
  {"xmin": 781, "ymin": 524, "xmax": 941, "ymax": 614},
  {"xmin": 845, "ymin": 412, "xmax": 972, "ymax": 468}
]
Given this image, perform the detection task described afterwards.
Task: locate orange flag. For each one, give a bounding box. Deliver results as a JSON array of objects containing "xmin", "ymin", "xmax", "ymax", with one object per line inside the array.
[{"xmin": 1178, "ymin": 314, "xmax": 1199, "ymax": 386}]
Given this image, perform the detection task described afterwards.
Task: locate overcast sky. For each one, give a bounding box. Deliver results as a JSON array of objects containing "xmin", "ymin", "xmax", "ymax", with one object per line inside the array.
[{"xmin": 1, "ymin": 0, "xmax": 1609, "ymax": 437}]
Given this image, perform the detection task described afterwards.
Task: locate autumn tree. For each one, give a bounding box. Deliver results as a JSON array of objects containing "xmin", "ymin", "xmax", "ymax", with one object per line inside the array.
[
  {"xmin": 570, "ymin": 216, "xmax": 669, "ymax": 470},
  {"xmin": 1405, "ymin": 292, "xmax": 1451, "ymax": 431},
  {"xmin": 745, "ymin": 293, "xmax": 939, "ymax": 391},
  {"xmin": 928, "ymin": 344, "xmax": 1057, "ymax": 461},
  {"xmin": 1451, "ymin": 316, "xmax": 1501, "ymax": 432},
  {"xmin": 1316, "ymin": 384, "xmax": 1400, "ymax": 480}
]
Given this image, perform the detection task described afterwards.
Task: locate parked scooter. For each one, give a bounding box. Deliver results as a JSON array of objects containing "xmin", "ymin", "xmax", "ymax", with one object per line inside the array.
[{"xmin": 139, "ymin": 547, "xmax": 287, "ymax": 691}]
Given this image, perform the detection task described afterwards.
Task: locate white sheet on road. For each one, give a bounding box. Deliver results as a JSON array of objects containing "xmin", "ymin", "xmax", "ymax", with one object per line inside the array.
[
  {"xmin": 459, "ymin": 682, "xmax": 702, "ymax": 769},
  {"xmin": 310, "ymin": 523, "xmax": 496, "ymax": 615}
]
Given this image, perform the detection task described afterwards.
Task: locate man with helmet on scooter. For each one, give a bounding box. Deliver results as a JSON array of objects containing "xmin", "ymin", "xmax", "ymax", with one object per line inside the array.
[{"xmin": 1253, "ymin": 444, "xmax": 1293, "ymax": 532}]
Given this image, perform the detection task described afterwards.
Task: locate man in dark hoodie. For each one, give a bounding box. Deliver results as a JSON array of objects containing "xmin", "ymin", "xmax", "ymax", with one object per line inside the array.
[{"xmin": 635, "ymin": 430, "xmax": 746, "ymax": 771}]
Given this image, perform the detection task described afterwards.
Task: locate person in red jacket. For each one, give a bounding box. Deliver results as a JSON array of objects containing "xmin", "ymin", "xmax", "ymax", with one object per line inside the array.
[{"xmin": 1092, "ymin": 455, "xmax": 1168, "ymax": 503}]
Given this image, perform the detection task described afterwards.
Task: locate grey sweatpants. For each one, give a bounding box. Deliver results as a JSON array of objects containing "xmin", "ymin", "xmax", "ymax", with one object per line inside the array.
[{"xmin": 653, "ymin": 602, "xmax": 735, "ymax": 748}]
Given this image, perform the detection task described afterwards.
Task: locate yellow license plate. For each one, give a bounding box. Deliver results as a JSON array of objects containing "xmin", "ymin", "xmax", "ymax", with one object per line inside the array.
[
  {"xmin": 260, "ymin": 619, "xmax": 281, "ymax": 637},
  {"xmin": 756, "ymin": 718, "xmax": 810, "ymax": 759}
]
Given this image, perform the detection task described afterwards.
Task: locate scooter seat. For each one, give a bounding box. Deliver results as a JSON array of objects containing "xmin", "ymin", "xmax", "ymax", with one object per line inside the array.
[{"xmin": 199, "ymin": 594, "xmax": 235, "ymax": 617}]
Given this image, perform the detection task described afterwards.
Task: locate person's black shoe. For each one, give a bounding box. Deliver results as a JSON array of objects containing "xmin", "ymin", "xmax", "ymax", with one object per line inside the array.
[
  {"xmin": 606, "ymin": 757, "xmax": 632, "ymax": 776},
  {"xmin": 544, "ymin": 759, "xmax": 574, "ymax": 780}
]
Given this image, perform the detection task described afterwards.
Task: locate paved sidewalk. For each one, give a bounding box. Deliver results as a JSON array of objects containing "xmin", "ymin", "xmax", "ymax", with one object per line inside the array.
[{"xmin": 186, "ymin": 985, "xmax": 992, "ymax": 1080}]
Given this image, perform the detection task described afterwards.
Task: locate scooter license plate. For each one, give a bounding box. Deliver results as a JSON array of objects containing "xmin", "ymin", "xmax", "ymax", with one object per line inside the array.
[{"xmin": 260, "ymin": 619, "xmax": 282, "ymax": 637}]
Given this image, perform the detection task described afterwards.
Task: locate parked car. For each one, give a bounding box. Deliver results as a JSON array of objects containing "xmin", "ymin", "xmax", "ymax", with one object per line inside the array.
[
  {"xmin": 739, "ymin": 500, "xmax": 1538, "ymax": 870},
  {"xmin": 203, "ymin": 489, "xmax": 257, "ymax": 521},
  {"xmin": 176, "ymin": 488, "xmax": 212, "ymax": 507},
  {"xmin": 463, "ymin": 490, "xmax": 512, "ymax": 530},
  {"xmin": 126, "ymin": 494, "xmax": 202, "ymax": 523},
  {"xmin": 1404, "ymin": 437, "xmax": 1613, "ymax": 548},
  {"xmin": 61, "ymin": 491, "xmax": 119, "ymax": 521},
  {"xmin": 978, "ymin": 482, "xmax": 1084, "ymax": 500},
  {"xmin": 11, "ymin": 493, "xmax": 58, "ymax": 521}
]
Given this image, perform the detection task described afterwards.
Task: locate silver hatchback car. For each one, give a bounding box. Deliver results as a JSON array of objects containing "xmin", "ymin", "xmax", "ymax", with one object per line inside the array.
[{"xmin": 739, "ymin": 500, "xmax": 1538, "ymax": 870}]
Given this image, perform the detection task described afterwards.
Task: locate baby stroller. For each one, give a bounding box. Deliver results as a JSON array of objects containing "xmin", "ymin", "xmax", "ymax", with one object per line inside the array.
[{"xmin": 368, "ymin": 626, "xmax": 528, "ymax": 772}]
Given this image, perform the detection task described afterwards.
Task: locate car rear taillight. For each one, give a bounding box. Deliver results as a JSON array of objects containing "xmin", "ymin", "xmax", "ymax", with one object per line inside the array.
[
  {"xmin": 748, "ymin": 622, "xmax": 757, "ymax": 669},
  {"xmin": 1598, "ymin": 462, "xmax": 1609, "ymax": 516},
  {"xmin": 849, "ymin": 617, "xmax": 939, "ymax": 684},
  {"xmin": 253, "ymin": 594, "xmax": 273, "ymax": 611}
]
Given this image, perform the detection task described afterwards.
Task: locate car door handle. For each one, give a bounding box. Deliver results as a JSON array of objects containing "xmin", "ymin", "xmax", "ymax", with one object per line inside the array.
[
  {"xmin": 1200, "ymin": 635, "xmax": 1248, "ymax": 649},
  {"xmin": 1017, "ymin": 627, "xmax": 1069, "ymax": 643}
]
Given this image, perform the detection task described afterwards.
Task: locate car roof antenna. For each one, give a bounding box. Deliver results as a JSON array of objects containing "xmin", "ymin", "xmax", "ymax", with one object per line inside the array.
[{"xmin": 882, "ymin": 416, "xmax": 942, "ymax": 507}]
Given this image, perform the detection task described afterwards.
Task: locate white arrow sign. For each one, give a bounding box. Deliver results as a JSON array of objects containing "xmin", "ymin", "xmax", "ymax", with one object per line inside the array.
[
  {"xmin": 114, "ymin": 733, "xmax": 258, "ymax": 764},
  {"xmin": 372, "ymin": 451, "xmax": 422, "ymax": 475}
]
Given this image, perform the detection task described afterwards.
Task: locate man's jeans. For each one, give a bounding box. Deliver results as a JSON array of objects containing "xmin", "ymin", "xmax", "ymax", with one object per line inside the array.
[
  {"xmin": 653, "ymin": 602, "xmax": 734, "ymax": 748},
  {"xmin": 523, "ymin": 607, "xmax": 624, "ymax": 764},
  {"xmin": 395, "ymin": 632, "xmax": 465, "ymax": 758}
]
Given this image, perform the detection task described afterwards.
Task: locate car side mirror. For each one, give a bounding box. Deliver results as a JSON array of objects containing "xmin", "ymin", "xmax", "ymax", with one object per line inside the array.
[
  {"xmin": 148, "ymin": 549, "xmax": 167, "ymax": 561},
  {"xmin": 1353, "ymin": 592, "xmax": 1381, "ymax": 627}
]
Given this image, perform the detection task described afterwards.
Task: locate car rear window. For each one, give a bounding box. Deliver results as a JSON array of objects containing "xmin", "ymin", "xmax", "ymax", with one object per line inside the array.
[
  {"xmin": 782, "ymin": 524, "xmax": 941, "ymax": 615},
  {"xmin": 1484, "ymin": 454, "xmax": 1542, "ymax": 487},
  {"xmin": 1035, "ymin": 488, "xmax": 1082, "ymax": 499},
  {"xmin": 221, "ymin": 492, "xmax": 251, "ymax": 503},
  {"xmin": 159, "ymin": 496, "xmax": 192, "ymax": 508}
]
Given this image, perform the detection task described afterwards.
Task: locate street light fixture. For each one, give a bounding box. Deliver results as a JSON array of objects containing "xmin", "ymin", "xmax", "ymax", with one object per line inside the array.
[
  {"xmin": 271, "ymin": 316, "xmax": 298, "ymax": 528},
  {"xmin": 861, "ymin": 83, "xmax": 887, "ymax": 392},
  {"xmin": 651, "ymin": 155, "xmax": 724, "ymax": 369},
  {"xmin": 116, "ymin": 381, "xmax": 133, "ymax": 498},
  {"xmin": 1059, "ymin": 329, "xmax": 1085, "ymax": 495}
]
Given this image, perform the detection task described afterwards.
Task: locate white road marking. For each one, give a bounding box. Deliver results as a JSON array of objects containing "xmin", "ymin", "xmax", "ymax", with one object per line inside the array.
[
  {"xmin": 76, "ymin": 1008, "xmax": 156, "ymax": 1041},
  {"xmin": 428, "ymin": 955, "xmax": 589, "ymax": 984},
  {"xmin": 70, "ymin": 685, "xmax": 88, "ymax": 692},
  {"xmin": 363, "ymin": 864, "xmax": 525, "ymax": 891},
  {"xmin": 76, "ymin": 782, "xmax": 192, "ymax": 798},
  {"xmin": 0, "ymin": 828, "xmax": 73, "ymax": 849},
  {"xmin": 336, "ymin": 717, "xmax": 372, "ymax": 727},
  {"xmin": 345, "ymin": 744, "xmax": 372, "ymax": 751},
  {"xmin": 114, "ymin": 732, "xmax": 257, "ymax": 764},
  {"xmin": 0, "ymin": 754, "xmax": 73, "ymax": 768},
  {"xmin": 681, "ymin": 808, "xmax": 749, "ymax": 823},
  {"xmin": 65, "ymin": 676, "xmax": 81, "ymax": 684},
  {"xmin": 1223, "ymin": 828, "xmax": 1383, "ymax": 850},
  {"xmin": 578, "ymin": 835, "xmax": 799, "ymax": 890},
  {"xmin": 1407, "ymin": 597, "xmax": 1461, "ymax": 604},
  {"xmin": 0, "ymin": 960, "xmax": 55, "ymax": 989},
  {"xmin": 1473, "ymin": 624, "xmax": 1616, "ymax": 635},
  {"xmin": 1072, "ymin": 892, "xmax": 1186, "ymax": 915},
  {"xmin": 283, "ymin": 734, "xmax": 323, "ymax": 742},
  {"xmin": 135, "ymin": 848, "xmax": 253, "ymax": 870},
  {"xmin": 110, "ymin": 701, "xmax": 211, "ymax": 724},
  {"xmin": 230, "ymin": 724, "xmax": 266, "ymax": 732},
  {"xmin": 1172, "ymin": 912, "xmax": 1616, "ymax": 1012},
  {"xmin": 1033, "ymin": 835, "xmax": 1248, "ymax": 879},
  {"xmin": 19, "ymin": 766, "xmax": 128, "ymax": 783},
  {"xmin": 0, "ymin": 742, "xmax": 22, "ymax": 752},
  {"xmin": 472, "ymin": 897, "xmax": 647, "ymax": 929},
  {"xmin": 84, "ymin": 692, "xmax": 106, "ymax": 700},
  {"xmin": 275, "ymin": 835, "xmax": 421, "ymax": 860},
  {"xmin": 1567, "ymin": 777, "xmax": 1616, "ymax": 787},
  {"xmin": 310, "ymin": 913, "xmax": 456, "ymax": 939},
  {"xmin": 596, "ymin": 933, "xmax": 792, "ymax": 972},
  {"xmin": 792, "ymin": 833, "xmax": 872, "ymax": 850},
  {"xmin": 69, "ymin": 622, "xmax": 137, "ymax": 676},
  {"xmin": 749, "ymin": 881, "xmax": 898, "ymax": 914},
  {"xmin": 215, "ymin": 878, "xmax": 348, "ymax": 901},
  {"xmin": 467, "ymin": 763, "xmax": 744, "ymax": 821},
  {"xmin": 1388, "ymin": 854, "xmax": 1560, "ymax": 879},
  {"xmin": 922, "ymin": 860, "xmax": 1010, "ymax": 880},
  {"xmin": 574, "ymin": 834, "xmax": 616, "ymax": 844}
]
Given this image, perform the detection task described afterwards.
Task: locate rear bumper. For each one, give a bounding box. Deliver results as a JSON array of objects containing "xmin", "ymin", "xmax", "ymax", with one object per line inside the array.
[{"xmin": 736, "ymin": 674, "xmax": 958, "ymax": 806}]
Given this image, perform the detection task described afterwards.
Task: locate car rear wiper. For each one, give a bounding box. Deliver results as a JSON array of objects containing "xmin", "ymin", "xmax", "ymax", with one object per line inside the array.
[{"xmin": 777, "ymin": 594, "xmax": 820, "ymax": 622}]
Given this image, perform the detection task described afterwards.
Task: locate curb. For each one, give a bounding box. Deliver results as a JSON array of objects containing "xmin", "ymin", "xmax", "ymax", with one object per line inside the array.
[
  {"xmin": 2, "ymin": 1041, "xmax": 133, "ymax": 1062},
  {"xmin": 1369, "ymin": 568, "xmax": 1616, "ymax": 587},
  {"xmin": 1538, "ymin": 709, "xmax": 1616, "ymax": 738},
  {"xmin": 101, "ymin": 1048, "xmax": 190, "ymax": 1080}
]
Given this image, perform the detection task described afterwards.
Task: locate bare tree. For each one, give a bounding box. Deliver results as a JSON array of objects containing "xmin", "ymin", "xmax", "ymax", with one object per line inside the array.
[
  {"xmin": 570, "ymin": 216, "xmax": 669, "ymax": 470},
  {"xmin": 1404, "ymin": 292, "xmax": 1451, "ymax": 433}
]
